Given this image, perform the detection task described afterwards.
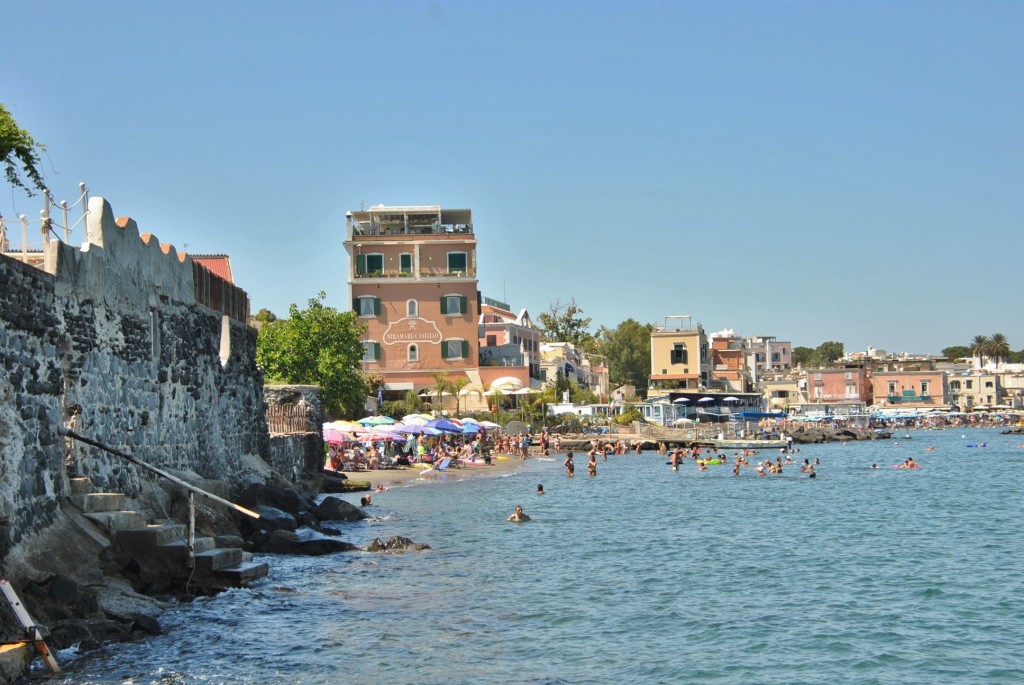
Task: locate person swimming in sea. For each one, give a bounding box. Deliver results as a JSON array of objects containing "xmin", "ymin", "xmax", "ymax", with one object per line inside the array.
[
  {"xmin": 536, "ymin": 483, "xmax": 545, "ymax": 495},
  {"xmin": 564, "ymin": 452, "xmax": 575, "ymax": 477},
  {"xmin": 507, "ymin": 505, "xmax": 530, "ymax": 522}
]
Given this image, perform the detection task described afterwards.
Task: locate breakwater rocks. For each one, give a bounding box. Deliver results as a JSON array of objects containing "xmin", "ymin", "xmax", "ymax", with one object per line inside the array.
[{"xmin": 788, "ymin": 427, "xmax": 891, "ymax": 444}]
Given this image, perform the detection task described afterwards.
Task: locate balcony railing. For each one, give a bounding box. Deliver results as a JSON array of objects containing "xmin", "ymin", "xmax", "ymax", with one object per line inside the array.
[
  {"xmin": 351, "ymin": 223, "xmax": 474, "ymax": 237},
  {"xmin": 353, "ymin": 267, "xmax": 477, "ymax": 279},
  {"xmin": 887, "ymin": 394, "xmax": 931, "ymax": 403}
]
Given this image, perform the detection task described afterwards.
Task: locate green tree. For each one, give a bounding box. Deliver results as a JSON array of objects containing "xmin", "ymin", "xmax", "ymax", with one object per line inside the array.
[
  {"xmin": 256, "ymin": 292, "xmax": 368, "ymax": 417},
  {"xmin": 970, "ymin": 335, "xmax": 991, "ymax": 365},
  {"xmin": 794, "ymin": 346, "xmax": 816, "ymax": 367},
  {"xmin": 0, "ymin": 104, "xmax": 46, "ymax": 196},
  {"xmin": 450, "ymin": 375, "xmax": 471, "ymax": 416},
  {"xmin": 988, "ymin": 333, "xmax": 1010, "ymax": 365},
  {"xmin": 793, "ymin": 341, "xmax": 844, "ymax": 368},
  {"xmin": 431, "ymin": 371, "xmax": 451, "ymax": 412},
  {"xmin": 941, "ymin": 345, "xmax": 970, "ymax": 360},
  {"xmin": 537, "ymin": 298, "xmax": 594, "ymax": 349},
  {"xmin": 816, "ymin": 341, "xmax": 844, "ymax": 365},
  {"xmin": 253, "ymin": 308, "xmax": 278, "ymax": 324},
  {"xmin": 596, "ymin": 318, "xmax": 652, "ymax": 389}
]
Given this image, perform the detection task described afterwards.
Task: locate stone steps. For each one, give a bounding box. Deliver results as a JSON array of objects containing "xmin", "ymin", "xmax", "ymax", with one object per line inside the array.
[{"xmin": 67, "ymin": 478, "xmax": 269, "ymax": 589}]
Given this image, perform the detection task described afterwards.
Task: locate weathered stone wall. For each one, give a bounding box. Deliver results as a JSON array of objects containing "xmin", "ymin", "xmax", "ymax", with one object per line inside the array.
[
  {"xmin": 0, "ymin": 196, "xmax": 273, "ymax": 579},
  {"xmin": 264, "ymin": 385, "xmax": 325, "ymax": 487}
]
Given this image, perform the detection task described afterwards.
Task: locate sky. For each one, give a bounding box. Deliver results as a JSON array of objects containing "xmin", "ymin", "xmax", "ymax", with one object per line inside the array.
[{"xmin": 4, "ymin": 1, "xmax": 1022, "ymax": 356}]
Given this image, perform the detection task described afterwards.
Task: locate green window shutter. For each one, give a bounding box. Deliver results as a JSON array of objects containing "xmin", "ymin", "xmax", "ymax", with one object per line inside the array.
[
  {"xmin": 356, "ymin": 255, "xmax": 366, "ymax": 274},
  {"xmin": 373, "ymin": 343, "xmax": 381, "ymax": 360},
  {"xmin": 459, "ymin": 296, "xmax": 467, "ymax": 315},
  {"xmin": 352, "ymin": 298, "xmax": 358, "ymax": 312},
  {"xmin": 440, "ymin": 296, "xmax": 448, "ymax": 315},
  {"xmin": 461, "ymin": 340, "xmax": 470, "ymax": 359},
  {"xmin": 441, "ymin": 340, "xmax": 449, "ymax": 359},
  {"xmin": 373, "ymin": 298, "xmax": 381, "ymax": 315}
]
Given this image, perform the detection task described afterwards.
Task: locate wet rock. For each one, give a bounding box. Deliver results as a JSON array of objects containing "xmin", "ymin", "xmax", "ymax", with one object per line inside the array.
[
  {"xmin": 256, "ymin": 529, "xmax": 359, "ymax": 555},
  {"xmin": 131, "ymin": 614, "xmax": 162, "ymax": 635},
  {"xmin": 365, "ymin": 536, "xmax": 431, "ymax": 553},
  {"xmin": 312, "ymin": 496, "xmax": 367, "ymax": 522},
  {"xmin": 237, "ymin": 483, "xmax": 315, "ymax": 517},
  {"xmin": 252, "ymin": 505, "xmax": 298, "ymax": 532}
]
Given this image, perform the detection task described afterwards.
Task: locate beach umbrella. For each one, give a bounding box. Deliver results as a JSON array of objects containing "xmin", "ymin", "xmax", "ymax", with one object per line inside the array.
[
  {"xmin": 323, "ymin": 426, "xmax": 352, "ymax": 443},
  {"xmin": 357, "ymin": 415, "xmax": 395, "ymax": 426},
  {"xmin": 478, "ymin": 420, "xmax": 501, "ymax": 429},
  {"xmin": 673, "ymin": 398, "xmax": 690, "ymax": 403},
  {"xmin": 401, "ymin": 414, "xmax": 432, "ymax": 425},
  {"xmin": 393, "ymin": 423, "xmax": 442, "ymax": 436},
  {"xmin": 426, "ymin": 418, "xmax": 462, "ymax": 433},
  {"xmin": 459, "ymin": 417, "xmax": 481, "ymax": 424},
  {"xmin": 723, "ymin": 397, "xmax": 740, "ymax": 402},
  {"xmin": 697, "ymin": 397, "xmax": 715, "ymax": 403},
  {"xmin": 461, "ymin": 424, "xmax": 481, "ymax": 434}
]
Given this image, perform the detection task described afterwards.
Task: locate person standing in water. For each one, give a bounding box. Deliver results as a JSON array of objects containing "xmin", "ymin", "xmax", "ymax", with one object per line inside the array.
[
  {"xmin": 507, "ymin": 505, "xmax": 530, "ymax": 522},
  {"xmin": 564, "ymin": 452, "xmax": 575, "ymax": 477},
  {"xmin": 588, "ymin": 452, "xmax": 597, "ymax": 476}
]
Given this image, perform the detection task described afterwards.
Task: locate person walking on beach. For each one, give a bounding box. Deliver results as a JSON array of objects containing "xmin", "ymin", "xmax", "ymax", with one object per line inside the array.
[
  {"xmin": 587, "ymin": 452, "xmax": 597, "ymax": 477},
  {"xmin": 564, "ymin": 452, "xmax": 575, "ymax": 477}
]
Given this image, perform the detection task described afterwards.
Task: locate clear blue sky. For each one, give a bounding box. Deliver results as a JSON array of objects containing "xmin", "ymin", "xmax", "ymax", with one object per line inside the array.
[{"xmin": 5, "ymin": 1, "xmax": 1022, "ymax": 355}]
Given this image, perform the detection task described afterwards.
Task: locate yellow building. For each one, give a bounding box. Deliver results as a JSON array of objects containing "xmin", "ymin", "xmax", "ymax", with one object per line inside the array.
[{"xmin": 649, "ymin": 316, "xmax": 711, "ymax": 392}]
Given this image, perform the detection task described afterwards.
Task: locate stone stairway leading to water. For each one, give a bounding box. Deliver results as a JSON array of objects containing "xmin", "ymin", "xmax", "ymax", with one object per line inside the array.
[{"xmin": 68, "ymin": 477, "xmax": 268, "ymax": 594}]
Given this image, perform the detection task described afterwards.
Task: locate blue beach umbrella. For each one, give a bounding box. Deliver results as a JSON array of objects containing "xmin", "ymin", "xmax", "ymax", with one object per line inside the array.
[{"xmin": 426, "ymin": 418, "xmax": 462, "ymax": 433}]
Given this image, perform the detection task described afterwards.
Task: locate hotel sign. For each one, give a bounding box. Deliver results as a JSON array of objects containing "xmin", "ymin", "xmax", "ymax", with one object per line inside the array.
[{"xmin": 383, "ymin": 317, "xmax": 442, "ymax": 345}]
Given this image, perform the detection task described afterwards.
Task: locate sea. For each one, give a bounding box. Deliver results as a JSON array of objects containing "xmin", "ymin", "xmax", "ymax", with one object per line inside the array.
[{"xmin": 32, "ymin": 427, "xmax": 1024, "ymax": 685}]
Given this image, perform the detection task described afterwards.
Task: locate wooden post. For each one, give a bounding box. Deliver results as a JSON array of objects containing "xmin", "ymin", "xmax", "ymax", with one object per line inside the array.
[{"xmin": 0, "ymin": 579, "xmax": 60, "ymax": 674}]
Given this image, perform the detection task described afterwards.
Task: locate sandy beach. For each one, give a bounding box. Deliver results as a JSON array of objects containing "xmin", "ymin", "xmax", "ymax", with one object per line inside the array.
[{"xmin": 331, "ymin": 454, "xmax": 529, "ymax": 488}]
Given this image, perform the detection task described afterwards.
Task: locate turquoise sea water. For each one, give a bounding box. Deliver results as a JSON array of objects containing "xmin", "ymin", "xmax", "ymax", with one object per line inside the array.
[{"xmin": 42, "ymin": 428, "xmax": 1024, "ymax": 684}]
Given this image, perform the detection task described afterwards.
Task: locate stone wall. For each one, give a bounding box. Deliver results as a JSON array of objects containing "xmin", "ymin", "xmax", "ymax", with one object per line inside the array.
[
  {"xmin": 0, "ymin": 196, "xmax": 274, "ymax": 580},
  {"xmin": 264, "ymin": 385, "xmax": 325, "ymax": 488}
]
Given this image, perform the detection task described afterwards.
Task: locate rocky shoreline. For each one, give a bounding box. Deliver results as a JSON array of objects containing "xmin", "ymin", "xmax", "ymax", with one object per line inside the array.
[{"xmin": 0, "ymin": 474, "xmax": 428, "ymax": 682}]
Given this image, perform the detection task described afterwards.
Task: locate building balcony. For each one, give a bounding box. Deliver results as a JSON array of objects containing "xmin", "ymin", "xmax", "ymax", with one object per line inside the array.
[
  {"xmin": 351, "ymin": 222, "xmax": 473, "ymax": 237},
  {"xmin": 353, "ymin": 267, "xmax": 477, "ymax": 280},
  {"xmin": 887, "ymin": 394, "xmax": 931, "ymax": 403}
]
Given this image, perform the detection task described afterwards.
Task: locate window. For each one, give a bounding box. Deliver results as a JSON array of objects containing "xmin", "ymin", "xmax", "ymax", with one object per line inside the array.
[
  {"xmin": 408, "ymin": 344, "xmax": 419, "ymax": 362},
  {"xmin": 354, "ymin": 296, "xmax": 381, "ymax": 317},
  {"xmin": 845, "ymin": 372, "xmax": 854, "ymax": 380},
  {"xmin": 950, "ymin": 380, "xmax": 961, "ymax": 391},
  {"xmin": 441, "ymin": 339, "xmax": 470, "ymax": 359},
  {"xmin": 407, "ymin": 299, "xmax": 418, "ymax": 317},
  {"xmin": 486, "ymin": 335, "xmax": 497, "ymax": 347},
  {"xmin": 362, "ymin": 342, "xmax": 381, "ymax": 361},
  {"xmin": 985, "ymin": 381, "xmax": 993, "ymax": 388},
  {"xmin": 400, "ymin": 253, "xmax": 413, "ymax": 274},
  {"xmin": 772, "ymin": 353, "xmax": 780, "ymax": 362},
  {"xmin": 921, "ymin": 381, "xmax": 929, "ymax": 396},
  {"xmin": 670, "ymin": 343, "xmax": 688, "ymax": 365},
  {"xmin": 845, "ymin": 384, "xmax": 858, "ymax": 397},
  {"xmin": 355, "ymin": 253, "xmax": 384, "ymax": 274},
  {"xmin": 966, "ymin": 380, "xmax": 973, "ymax": 389},
  {"xmin": 888, "ymin": 382, "xmax": 897, "ymax": 395},
  {"xmin": 447, "ymin": 252, "xmax": 468, "ymax": 273},
  {"xmin": 440, "ymin": 294, "xmax": 467, "ymax": 315}
]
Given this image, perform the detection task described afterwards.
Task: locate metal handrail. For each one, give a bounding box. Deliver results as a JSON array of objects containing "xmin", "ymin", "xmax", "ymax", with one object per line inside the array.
[{"xmin": 58, "ymin": 427, "xmax": 260, "ymax": 569}]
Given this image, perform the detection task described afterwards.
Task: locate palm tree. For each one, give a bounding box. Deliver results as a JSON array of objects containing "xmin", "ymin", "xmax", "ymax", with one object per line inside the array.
[
  {"xmin": 988, "ymin": 333, "xmax": 1010, "ymax": 366},
  {"xmin": 450, "ymin": 376, "xmax": 471, "ymax": 416},
  {"xmin": 404, "ymin": 389, "xmax": 422, "ymax": 414},
  {"xmin": 969, "ymin": 335, "xmax": 991, "ymax": 366},
  {"xmin": 431, "ymin": 371, "xmax": 451, "ymax": 414}
]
